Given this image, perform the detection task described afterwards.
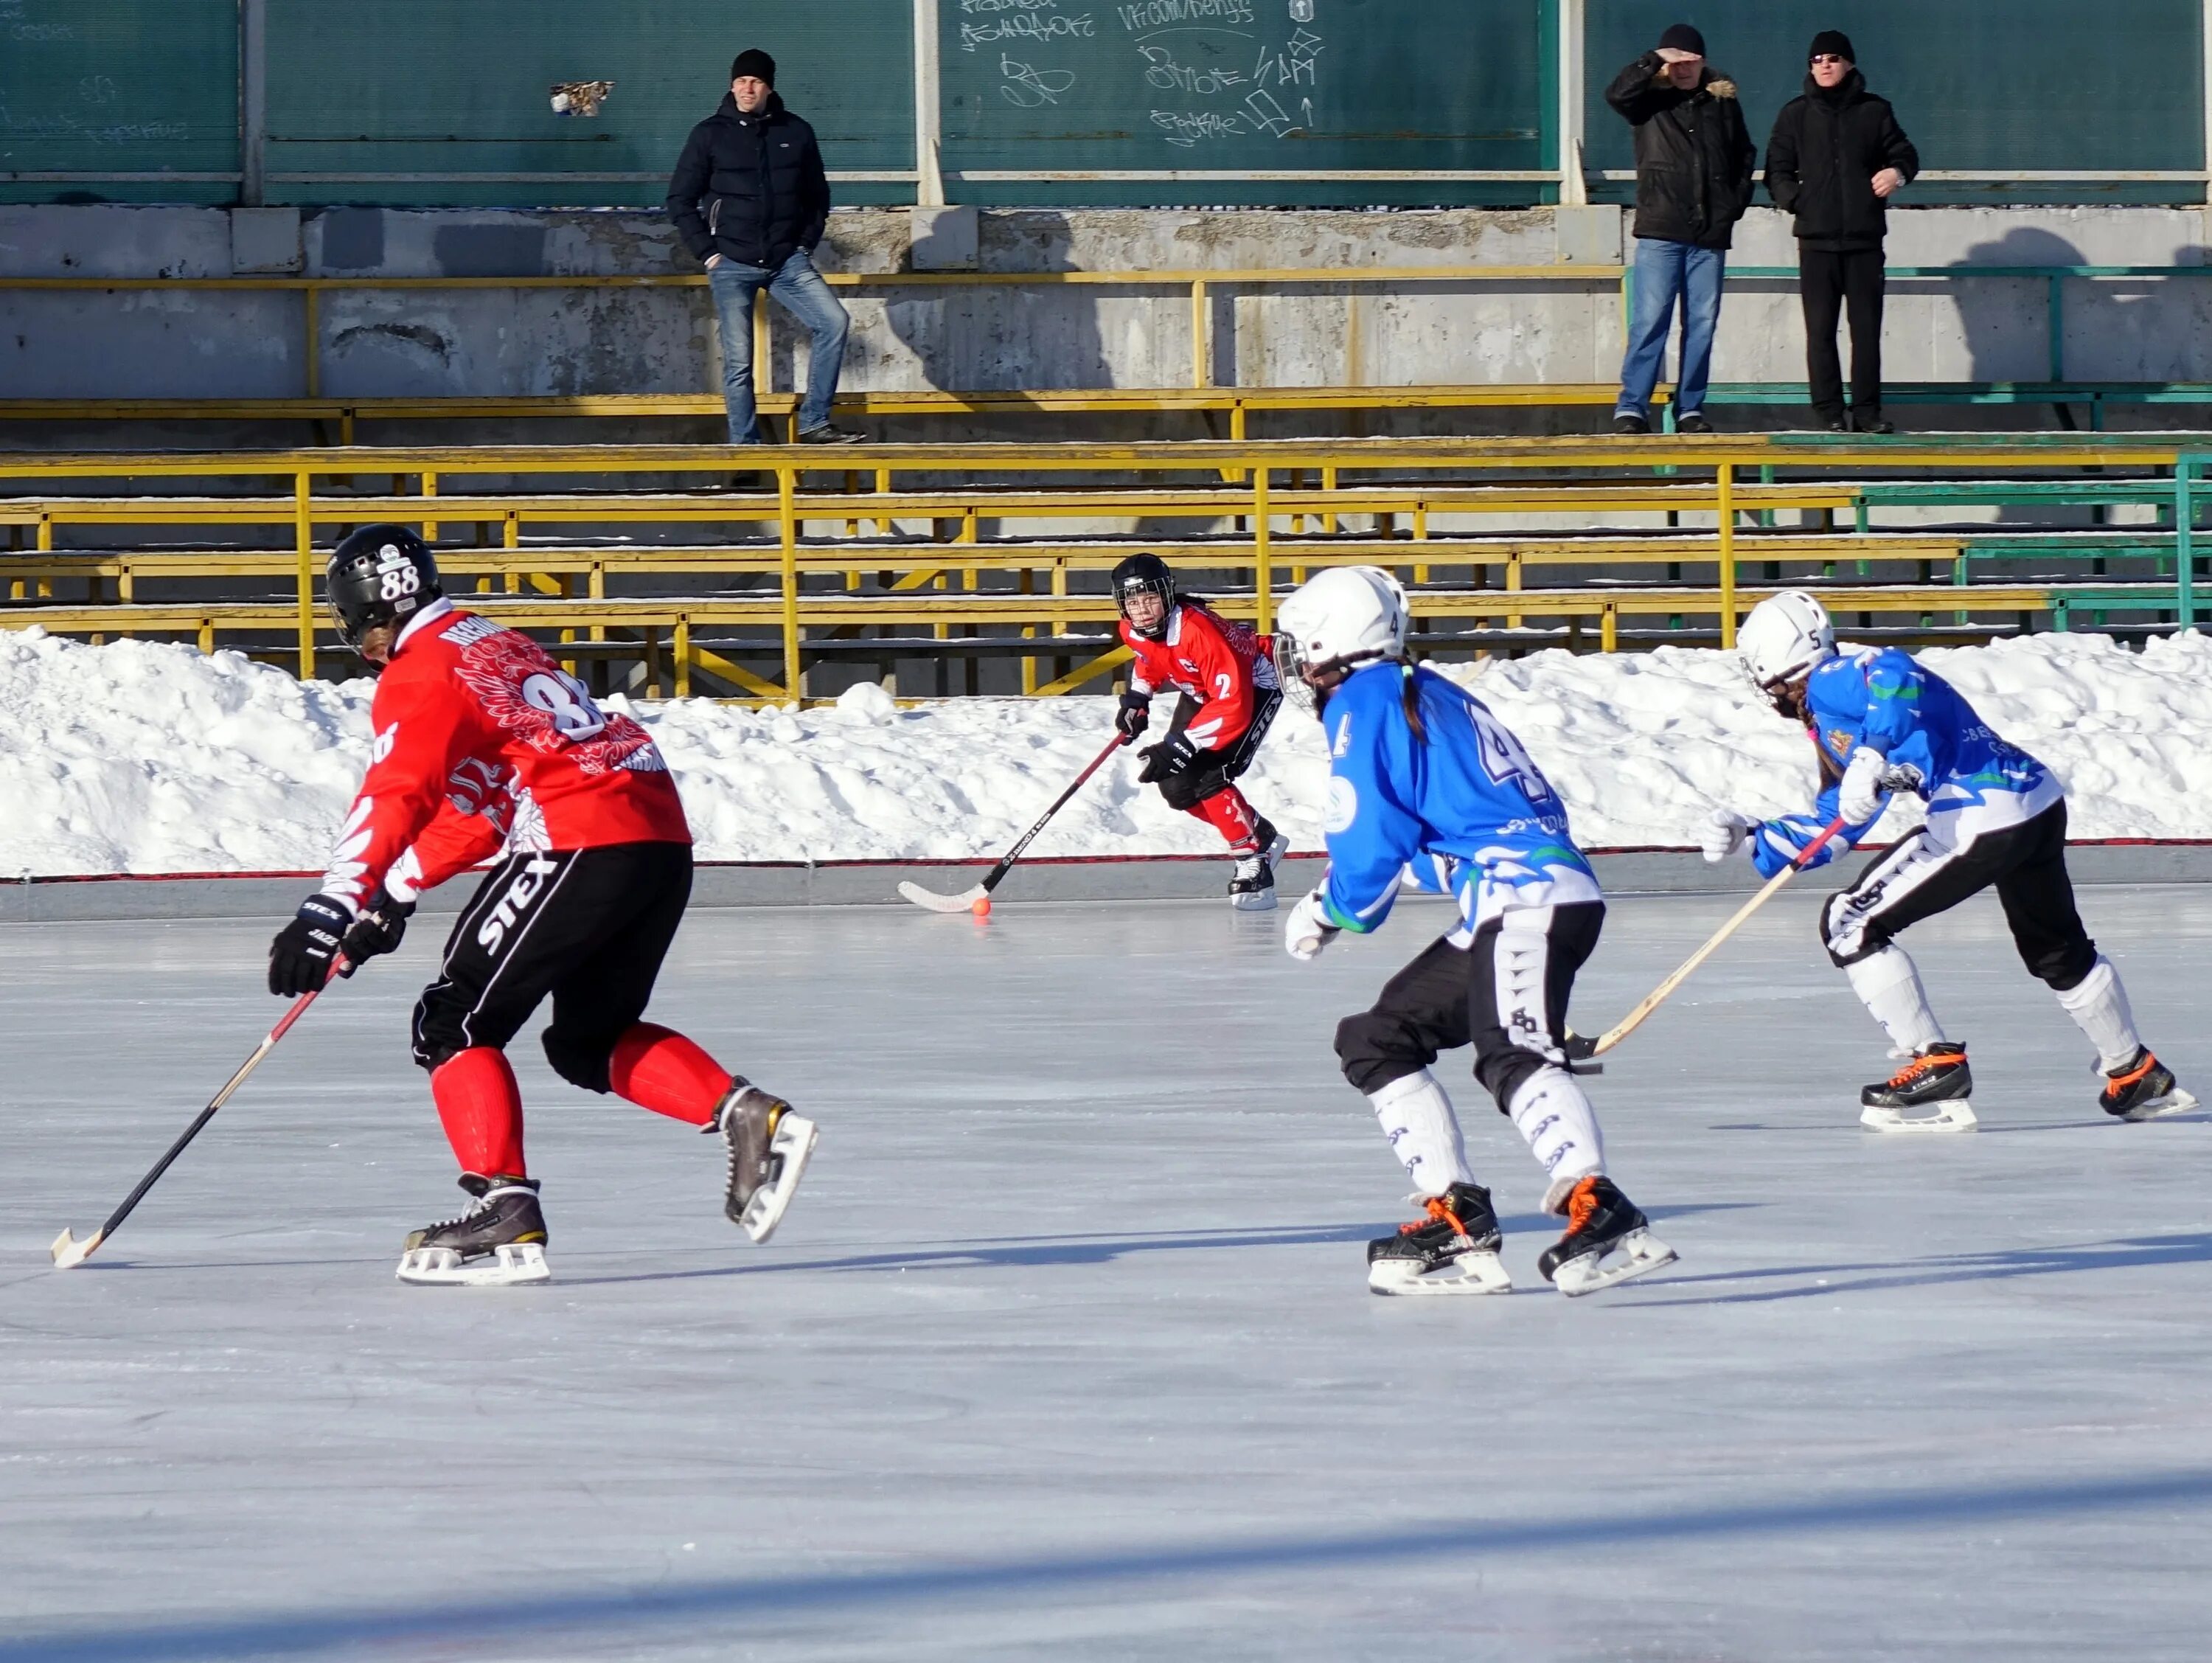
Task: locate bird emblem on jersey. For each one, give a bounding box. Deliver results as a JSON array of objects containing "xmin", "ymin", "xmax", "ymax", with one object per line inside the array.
[{"xmin": 452, "ymin": 628, "xmax": 669, "ymax": 776}]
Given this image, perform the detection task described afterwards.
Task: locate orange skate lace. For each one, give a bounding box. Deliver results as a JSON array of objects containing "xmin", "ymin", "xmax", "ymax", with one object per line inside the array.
[
  {"xmin": 2106, "ymin": 1052, "xmax": 2157, "ymax": 1089},
  {"xmin": 1885, "ymin": 1050, "xmax": 1961, "ymax": 1089},
  {"xmin": 1405, "ymin": 1196, "xmax": 1470, "ymax": 1236},
  {"xmin": 1562, "ymin": 1176, "xmax": 1601, "ymax": 1232}
]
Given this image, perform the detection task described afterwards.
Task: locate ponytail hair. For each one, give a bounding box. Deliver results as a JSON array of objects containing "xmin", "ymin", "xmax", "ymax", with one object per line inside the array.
[{"xmin": 1400, "ymin": 661, "xmax": 1427, "ymax": 745}]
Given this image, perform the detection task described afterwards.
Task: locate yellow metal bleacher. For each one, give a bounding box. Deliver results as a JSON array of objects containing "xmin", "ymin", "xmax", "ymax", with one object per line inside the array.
[{"xmin": 0, "ymin": 432, "xmax": 2191, "ymax": 701}]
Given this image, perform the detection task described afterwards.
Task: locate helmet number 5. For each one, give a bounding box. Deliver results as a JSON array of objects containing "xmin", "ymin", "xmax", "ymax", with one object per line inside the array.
[{"xmin": 521, "ymin": 670, "xmax": 608, "ymax": 742}]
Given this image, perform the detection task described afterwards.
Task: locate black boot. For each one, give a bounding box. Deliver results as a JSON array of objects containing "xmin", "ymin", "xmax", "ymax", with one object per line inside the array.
[
  {"xmin": 1367, "ymin": 1183, "xmax": 1510, "ymax": 1296},
  {"xmin": 1228, "ymin": 817, "xmax": 1289, "ymax": 912},
  {"xmin": 1537, "ymin": 1175, "xmax": 1674, "ymax": 1296},
  {"xmin": 709, "ymin": 1080, "xmax": 818, "ymax": 1242},
  {"xmin": 2100, "ymin": 1047, "xmax": 2196, "ymax": 1120},
  {"xmin": 397, "ymin": 1174, "xmax": 550, "ymax": 1285},
  {"xmin": 1861, "ymin": 1044, "xmax": 1972, "ymax": 1110}
]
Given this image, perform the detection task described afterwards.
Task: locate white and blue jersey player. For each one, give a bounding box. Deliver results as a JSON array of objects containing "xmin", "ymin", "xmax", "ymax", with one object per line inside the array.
[
  {"xmin": 1273, "ymin": 568, "xmax": 1675, "ymax": 1297},
  {"xmin": 1708, "ymin": 591, "xmax": 2190, "ymax": 1128}
]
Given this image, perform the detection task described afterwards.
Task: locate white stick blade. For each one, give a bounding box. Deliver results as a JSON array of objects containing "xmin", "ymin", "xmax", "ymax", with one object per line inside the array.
[
  {"xmin": 51, "ymin": 1226, "xmax": 100, "ymax": 1269},
  {"xmin": 897, "ymin": 881, "xmax": 989, "ymax": 914}
]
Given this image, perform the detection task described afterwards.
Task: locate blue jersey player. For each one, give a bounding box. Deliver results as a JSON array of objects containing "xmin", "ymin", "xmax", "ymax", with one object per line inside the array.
[
  {"xmin": 1709, "ymin": 591, "xmax": 2191, "ymax": 1129},
  {"xmin": 1273, "ymin": 568, "xmax": 1676, "ymax": 1297}
]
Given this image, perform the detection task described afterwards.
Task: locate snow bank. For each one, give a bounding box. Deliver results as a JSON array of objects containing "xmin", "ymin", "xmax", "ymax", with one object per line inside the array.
[{"xmin": 0, "ymin": 626, "xmax": 2205, "ymax": 877}]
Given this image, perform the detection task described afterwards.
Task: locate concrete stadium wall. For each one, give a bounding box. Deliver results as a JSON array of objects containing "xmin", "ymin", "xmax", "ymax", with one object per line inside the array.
[{"xmin": 3, "ymin": 204, "xmax": 2211, "ymax": 426}]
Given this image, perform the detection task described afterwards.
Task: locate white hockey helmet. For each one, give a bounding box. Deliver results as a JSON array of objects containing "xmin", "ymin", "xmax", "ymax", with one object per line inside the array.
[
  {"xmin": 1738, "ymin": 590, "xmax": 1837, "ymax": 695},
  {"xmin": 1273, "ymin": 566, "xmax": 1411, "ymax": 711}
]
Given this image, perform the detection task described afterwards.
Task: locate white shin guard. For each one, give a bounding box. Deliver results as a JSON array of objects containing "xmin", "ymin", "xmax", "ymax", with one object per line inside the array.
[
  {"xmin": 1506, "ymin": 1066, "xmax": 1605, "ymax": 1214},
  {"xmin": 2054, "ymin": 955, "xmax": 2143, "ymax": 1072},
  {"xmin": 1367, "ymin": 1070, "xmax": 1474, "ymax": 1198},
  {"xmin": 1845, "ymin": 945, "xmax": 1947, "ymax": 1055}
]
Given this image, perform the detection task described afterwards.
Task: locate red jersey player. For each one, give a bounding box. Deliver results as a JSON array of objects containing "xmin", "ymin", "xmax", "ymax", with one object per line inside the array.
[
  {"xmin": 1111, "ymin": 553, "xmax": 1290, "ymax": 909},
  {"xmin": 265, "ymin": 524, "xmax": 815, "ymax": 1285}
]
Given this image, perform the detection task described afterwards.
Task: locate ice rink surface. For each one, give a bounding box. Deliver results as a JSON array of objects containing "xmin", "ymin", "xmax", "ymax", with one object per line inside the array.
[{"xmin": 4, "ymin": 886, "xmax": 2211, "ymax": 1662}]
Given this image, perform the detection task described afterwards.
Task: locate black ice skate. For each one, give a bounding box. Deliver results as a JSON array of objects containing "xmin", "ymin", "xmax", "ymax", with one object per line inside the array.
[
  {"xmin": 1537, "ymin": 1175, "xmax": 1675, "ymax": 1297},
  {"xmin": 2099, "ymin": 1048, "xmax": 2199, "ymax": 1122},
  {"xmin": 1859, "ymin": 1043, "xmax": 1978, "ymax": 1133},
  {"xmin": 1228, "ymin": 819, "xmax": 1291, "ymax": 912},
  {"xmin": 1366, "ymin": 1182, "xmax": 1511, "ymax": 1296},
  {"xmin": 396, "ymin": 1174, "xmax": 551, "ymax": 1287},
  {"xmin": 709, "ymin": 1080, "xmax": 818, "ymax": 1242}
]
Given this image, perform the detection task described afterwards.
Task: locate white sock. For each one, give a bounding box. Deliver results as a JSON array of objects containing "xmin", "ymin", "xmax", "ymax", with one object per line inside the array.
[
  {"xmin": 2054, "ymin": 955, "xmax": 2143, "ymax": 1072},
  {"xmin": 1506, "ymin": 1066, "xmax": 1605, "ymax": 1213},
  {"xmin": 1845, "ymin": 946, "xmax": 1947, "ymax": 1055},
  {"xmin": 1367, "ymin": 1070, "xmax": 1474, "ymax": 1198}
]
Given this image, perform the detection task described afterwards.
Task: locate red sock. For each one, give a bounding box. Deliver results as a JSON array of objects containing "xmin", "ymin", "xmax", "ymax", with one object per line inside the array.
[
  {"xmin": 430, "ymin": 1048, "xmax": 526, "ymax": 1178},
  {"xmin": 1193, "ymin": 786, "xmax": 1259, "ymax": 855},
  {"xmin": 608, "ymin": 1023, "xmax": 731, "ymax": 1127}
]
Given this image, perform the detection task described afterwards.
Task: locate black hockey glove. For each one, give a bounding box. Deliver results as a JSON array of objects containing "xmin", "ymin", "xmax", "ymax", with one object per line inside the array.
[
  {"xmin": 268, "ymin": 895, "xmax": 352, "ymax": 997},
  {"xmin": 338, "ymin": 888, "xmax": 414, "ymax": 974},
  {"xmin": 1115, "ymin": 690, "xmax": 1152, "ymax": 745},
  {"xmin": 1137, "ymin": 732, "xmax": 1197, "ymax": 784}
]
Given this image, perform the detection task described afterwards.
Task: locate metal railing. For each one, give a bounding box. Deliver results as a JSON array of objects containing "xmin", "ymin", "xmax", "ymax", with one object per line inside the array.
[{"xmin": 1, "ymin": 435, "xmax": 2201, "ymax": 695}]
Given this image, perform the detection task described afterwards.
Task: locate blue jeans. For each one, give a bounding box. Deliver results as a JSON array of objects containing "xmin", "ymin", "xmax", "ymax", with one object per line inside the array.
[
  {"xmin": 707, "ymin": 249, "xmax": 851, "ymax": 443},
  {"xmin": 1617, "ymin": 238, "xmax": 1725, "ymax": 421}
]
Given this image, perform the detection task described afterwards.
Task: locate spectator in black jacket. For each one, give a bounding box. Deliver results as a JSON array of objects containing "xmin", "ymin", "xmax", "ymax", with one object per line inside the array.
[
  {"xmin": 1766, "ymin": 31, "xmax": 1919, "ymax": 433},
  {"xmin": 1605, "ymin": 24, "xmax": 1756, "ymax": 435},
  {"xmin": 667, "ymin": 49, "xmax": 861, "ymax": 445}
]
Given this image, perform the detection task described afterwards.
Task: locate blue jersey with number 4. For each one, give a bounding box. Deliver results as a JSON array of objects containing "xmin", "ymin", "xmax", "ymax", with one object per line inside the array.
[
  {"xmin": 1747, "ymin": 647, "xmax": 2062, "ymax": 877},
  {"xmin": 1318, "ymin": 662, "xmax": 1600, "ymax": 937}
]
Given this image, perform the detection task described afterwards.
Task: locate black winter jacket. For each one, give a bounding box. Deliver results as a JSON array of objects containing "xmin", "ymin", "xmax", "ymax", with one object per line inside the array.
[
  {"xmin": 1604, "ymin": 53, "xmax": 1757, "ymax": 250},
  {"xmin": 665, "ymin": 91, "xmax": 830, "ymax": 271},
  {"xmin": 1765, "ymin": 72, "xmax": 1919, "ymax": 251}
]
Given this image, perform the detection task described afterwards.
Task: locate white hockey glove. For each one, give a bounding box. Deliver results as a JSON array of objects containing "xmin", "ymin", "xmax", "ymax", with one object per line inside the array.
[
  {"xmin": 1838, "ymin": 746, "xmax": 1889, "ymax": 825},
  {"xmin": 1700, "ymin": 807, "xmax": 1750, "ymax": 864},
  {"xmin": 1284, "ymin": 889, "xmax": 1341, "ymax": 962}
]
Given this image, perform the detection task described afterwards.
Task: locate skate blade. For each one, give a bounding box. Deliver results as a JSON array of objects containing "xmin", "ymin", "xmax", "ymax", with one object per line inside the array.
[
  {"xmin": 395, "ymin": 1243, "xmax": 552, "ymax": 1287},
  {"xmin": 2118, "ymin": 1086, "xmax": 2199, "ymax": 1122},
  {"xmin": 1368, "ymin": 1251, "xmax": 1512, "ymax": 1296},
  {"xmin": 1860, "ymin": 1100, "xmax": 1979, "ymax": 1133},
  {"xmin": 739, "ymin": 1114, "xmax": 818, "ymax": 1243},
  {"xmin": 1229, "ymin": 889, "xmax": 1279, "ymax": 912},
  {"xmin": 1553, "ymin": 1229, "xmax": 1676, "ymax": 1297}
]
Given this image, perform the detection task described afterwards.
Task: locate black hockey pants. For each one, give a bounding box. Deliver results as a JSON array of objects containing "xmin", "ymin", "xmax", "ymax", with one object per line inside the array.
[
  {"xmin": 1335, "ymin": 901, "xmax": 1605, "ymax": 1110},
  {"xmin": 412, "ymin": 841, "xmax": 695, "ymax": 1088},
  {"xmin": 1155, "ymin": 687, "xmax": 1281, "ymax": 813},
  {"xmin": 1820, "ymin": 799, "xmax": 2096, "ymax": 990}
]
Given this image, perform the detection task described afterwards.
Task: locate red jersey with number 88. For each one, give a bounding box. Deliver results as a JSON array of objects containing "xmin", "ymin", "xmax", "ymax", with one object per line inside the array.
[{"xmin": 319, "ymin": 598, "xmax": 689, "ymax": 912}]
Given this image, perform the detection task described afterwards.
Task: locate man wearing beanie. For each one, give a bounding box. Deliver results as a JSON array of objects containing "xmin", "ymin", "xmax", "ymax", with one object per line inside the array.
[
  {"xmin": 1604, "ymin": 23, "xmax": 1756, "ymax": 435},
  {"xmin": 667, "ymin": 49, "xmax": 863, "ymax": 446},
  {"xmin": 1766, "ymin": 32, "xmax": 1919, "ymax": 433}
]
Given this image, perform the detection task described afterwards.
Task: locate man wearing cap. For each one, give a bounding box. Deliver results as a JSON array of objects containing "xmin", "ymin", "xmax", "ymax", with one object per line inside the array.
[
  {"xmin": 1766, "ymin": 32, "xmax": 1919, "ymax": 434},
  {"xmin": 667, "ymin": 49, "xmax": 863, "ymax": 446},
  {"xmin": 1604, "ymin": 24, "xmax": 1756, "ymax": 436}
]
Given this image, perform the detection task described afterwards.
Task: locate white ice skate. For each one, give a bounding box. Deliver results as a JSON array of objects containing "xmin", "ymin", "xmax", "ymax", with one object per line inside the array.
[
  {"xmin": 1859, "ymin": 1100, "xmax": 1980, "ymax": 1134},
  {"xmin": 1548, "ymin": 1228, "xmax": 1677, "ymax": 1296},
  {"xmin": 1367, "ymin": 1249, "xmax": 1512, "ymax": 1297},
  {"xmin": 1228, "ymin": 824, "xmax": 1292, "ymax": 912},
  {"xmin": 395, "ymin": 1242, "xmax": 552, "ymax": 1287},
  {"xmin": 1859, "ymin": 1046, "xmax": 1978, "ymax": 1134}
]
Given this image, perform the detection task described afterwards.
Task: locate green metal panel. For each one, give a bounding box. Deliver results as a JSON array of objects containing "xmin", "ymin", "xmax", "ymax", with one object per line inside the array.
[
  {"xmin": 1585, "ymin": 0, "xmax": 2205, "ymax": 206},
  {"xmin": 0, "ymin": 0, "xmax": 240, "ymax": 204},
  {"xmin": 262, "ymin": 0, "xmax": 914, "ymax": 208},
  {"xmin": 939, "ymin": 0, "xmax": 1554, "ymax": 206}
]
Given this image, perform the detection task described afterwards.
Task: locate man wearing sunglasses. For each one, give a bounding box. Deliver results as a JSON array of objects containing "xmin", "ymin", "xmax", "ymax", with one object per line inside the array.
[{"xmin": 1765, "ymin": 31, "xmax": 1919, "ymax": 434}]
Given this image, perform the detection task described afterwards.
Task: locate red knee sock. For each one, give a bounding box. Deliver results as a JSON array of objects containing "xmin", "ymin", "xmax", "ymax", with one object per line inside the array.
[
  {"xmin": 1192, "ymin": 785, "xmax": 1259, "ymax": 855},
  {"xmin": 608, "ymin": 1023, "xmax": 732, "ymax": 1128},
  {"xmin": 430, "ymin": 1048, "xmax": 526, "ymax": 1178}
]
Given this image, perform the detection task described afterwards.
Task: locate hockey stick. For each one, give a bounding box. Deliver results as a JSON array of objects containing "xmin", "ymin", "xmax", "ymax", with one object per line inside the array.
[
  {"xmin": 1580, "ymin": 815, "xmax": 1852, "ymax": 1059},
  {"xmin": 898, "ymin": 732, "xmax": 1127, "ymax": 912},
  {"xmin": 51, "ymin": 965, "xmax": 343, "ymax": 1269}
]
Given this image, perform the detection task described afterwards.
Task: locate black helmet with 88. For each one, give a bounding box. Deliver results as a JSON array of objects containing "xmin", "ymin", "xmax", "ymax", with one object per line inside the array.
[{"xmin": 327, "ymin": 524, "xmax": 443, "ymax": 650}]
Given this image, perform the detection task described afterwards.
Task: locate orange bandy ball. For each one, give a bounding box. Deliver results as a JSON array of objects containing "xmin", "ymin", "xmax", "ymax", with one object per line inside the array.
[{"xmin": 971, "ymin": 895, "xmax": 992, "ymax": 917}]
